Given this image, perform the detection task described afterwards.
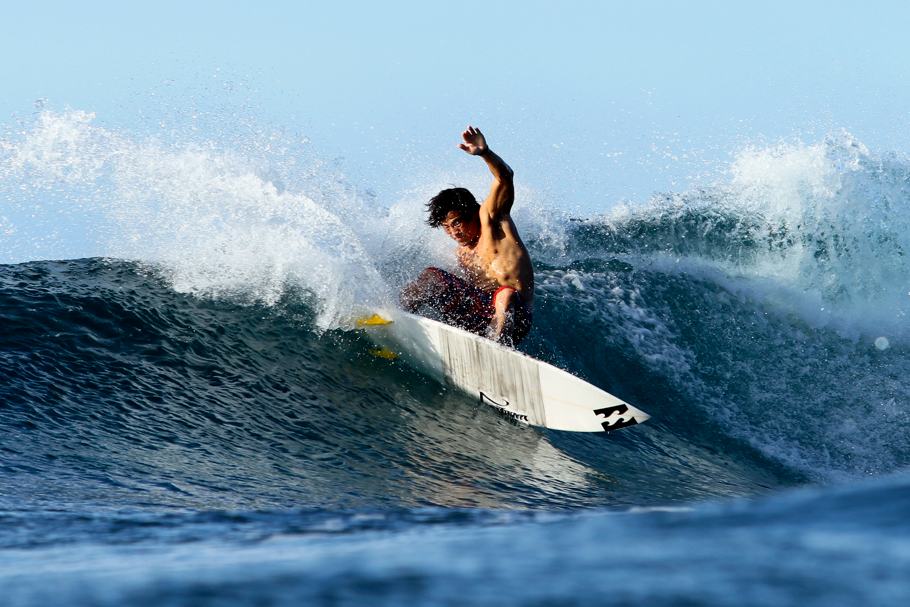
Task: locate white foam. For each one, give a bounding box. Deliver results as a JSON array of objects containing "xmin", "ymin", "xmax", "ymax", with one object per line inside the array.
[
  {"xmin": 585, "ymin": 133, "xmax": 910, "ymax": 341},
  {"xmin": 0, "ymin": 109, "xmax": 561, "ymax": 331},
  {"xmin": 725, "ymin": 133, "xmax": 910, "ymax": 338},
  {"xmin": 1, "ymin": 109, "xmax": 399, "ymax": 328}
]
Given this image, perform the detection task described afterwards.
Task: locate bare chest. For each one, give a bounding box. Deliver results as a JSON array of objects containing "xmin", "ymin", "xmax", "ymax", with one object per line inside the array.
[{"xmin": 458, "ymin": 242, "xmax": 520, "ymax": 283}]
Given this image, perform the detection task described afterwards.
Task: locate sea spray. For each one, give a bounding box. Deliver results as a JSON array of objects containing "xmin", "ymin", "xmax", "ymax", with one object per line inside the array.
[
  {"xmin": 2, "ymin": 108, "xmax": 909, "ymax": 482},
  {"xmin": 1, "ymin": 110, "xmax": 392, "ymax": 328}
]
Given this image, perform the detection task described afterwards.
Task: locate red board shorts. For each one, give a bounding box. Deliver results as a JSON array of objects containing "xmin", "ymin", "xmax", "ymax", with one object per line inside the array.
[{"xmin": 400, "ymin": 267, "xmax": 532, "ymax": 346}]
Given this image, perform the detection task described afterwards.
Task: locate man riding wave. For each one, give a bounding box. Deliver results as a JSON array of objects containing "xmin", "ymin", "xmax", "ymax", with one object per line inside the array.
[{"xmin": 401, "ymin": 126, "xmax": 534, "ymax": 347}]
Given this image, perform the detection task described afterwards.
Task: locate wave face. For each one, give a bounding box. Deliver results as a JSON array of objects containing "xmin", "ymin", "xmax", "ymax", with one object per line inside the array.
[
  {"xmin": 2, "ymin": 110, "xmax": 910, "ymax": 604},
  {"xmin": 0, "ymin": 257, "xmax": 793, "ymax": 513}
]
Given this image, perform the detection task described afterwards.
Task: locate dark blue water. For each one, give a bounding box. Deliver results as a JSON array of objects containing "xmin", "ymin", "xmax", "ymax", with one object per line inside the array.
[
  {"xmin": 2, "ymin": 113, "xmax": 910, "ymax": 605},
  {"xmin": 2, "ymin": 253, "xmax": 907, "ymax": 606}
]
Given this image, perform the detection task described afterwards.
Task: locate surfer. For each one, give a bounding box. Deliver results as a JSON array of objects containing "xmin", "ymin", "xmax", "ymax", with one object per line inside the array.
[{"xmin": 401, "ymin": 126, "xmax": 534, "ymax": 346}]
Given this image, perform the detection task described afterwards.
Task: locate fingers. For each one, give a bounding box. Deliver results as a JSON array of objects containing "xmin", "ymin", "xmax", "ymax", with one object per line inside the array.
[{"xmin": 460, "ymin": 125, "xmax": 483, "ymax": 149}]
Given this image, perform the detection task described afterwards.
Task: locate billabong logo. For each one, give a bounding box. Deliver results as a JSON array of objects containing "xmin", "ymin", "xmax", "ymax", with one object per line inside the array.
[
  {"xmin": 480, "ymin": 392, "xmax": 530, "ymax": 424},
  {"xmin": 593, "ymin": 404, "xmax": 639, "ymax": 432}
]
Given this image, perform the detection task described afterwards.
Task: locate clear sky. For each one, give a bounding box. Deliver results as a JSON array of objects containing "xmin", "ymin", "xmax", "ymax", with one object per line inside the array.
[{"xmin": 3, "ymin": 0, "xmax": 910, "ymax": 211}]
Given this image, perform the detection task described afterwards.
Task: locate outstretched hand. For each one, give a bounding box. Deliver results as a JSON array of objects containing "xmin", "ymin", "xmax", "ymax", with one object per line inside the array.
[{"xmin": 458, "ymin": 125, "xmax": 488, "ymax": 156}]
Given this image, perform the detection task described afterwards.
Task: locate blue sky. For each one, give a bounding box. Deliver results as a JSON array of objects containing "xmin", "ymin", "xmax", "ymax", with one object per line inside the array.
[{"xmin": 3, "ymin": 0, "xmax": 910, "ymax": 211}]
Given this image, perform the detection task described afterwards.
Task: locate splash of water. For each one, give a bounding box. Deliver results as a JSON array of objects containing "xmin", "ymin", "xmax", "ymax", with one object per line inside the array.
[
  {"xmin": 1, "ymin": 109, "xmax": 407, "ymax": 328},
  {"xmin": 4, "ymin": 107, "xmax": 910, "ymax": 480}
]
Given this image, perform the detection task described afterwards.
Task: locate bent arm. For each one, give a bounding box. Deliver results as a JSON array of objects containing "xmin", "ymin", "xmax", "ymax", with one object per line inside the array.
[
  {"xmin": 458, "ymin": 126, "xmax": 515, "ymax": 219},
  {"xmin": 478, "ymin": 148, "xmax": 514, "ymax": 219}
]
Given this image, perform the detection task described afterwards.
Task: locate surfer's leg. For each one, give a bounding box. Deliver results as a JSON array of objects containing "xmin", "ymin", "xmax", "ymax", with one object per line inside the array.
[
  {"xmin": 400, "ymin": 267, "xmax": 491, "ymax": 333},
  {"xmin": 490, "ymin": 287, "xmax": 532, "ymax": 347},
  {"xmin": 400, "ymin": 267, "xmax": 461, "ymax": 312}
]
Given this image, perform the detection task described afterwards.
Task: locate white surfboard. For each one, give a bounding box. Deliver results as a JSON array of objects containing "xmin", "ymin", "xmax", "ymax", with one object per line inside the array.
[{"xmin": 357, "ymin": 310, "xmax": 650, "ymax": 433}]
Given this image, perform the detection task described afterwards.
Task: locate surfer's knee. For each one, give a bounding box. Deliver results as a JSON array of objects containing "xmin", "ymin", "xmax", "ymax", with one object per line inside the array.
[
  {"xmin": 492, "ymin": 287, "xmax": 517, "ymax": 315},
  {"xmin": 417, "ymin": 267, "xmax": 447, "ymax": 285},
  {"xmin": 491, "ymin": 287, "xmax": 532, "ymax": 347},
  {"xmin": 406, "ymin": 268, "xmax": 446, "ymax": 294},
  {"xmin": 401, "ymin": 268, "xmax": 449, "ymax": 312},
  {"xmin": 399, "ymin": 283, "xmax": 419, "ymax": 311}
]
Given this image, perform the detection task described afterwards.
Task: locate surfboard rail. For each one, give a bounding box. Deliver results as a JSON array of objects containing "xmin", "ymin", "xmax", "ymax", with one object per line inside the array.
[{"xmin": 357, "ymin": 309, "xmax": 650, "ymax": 433}]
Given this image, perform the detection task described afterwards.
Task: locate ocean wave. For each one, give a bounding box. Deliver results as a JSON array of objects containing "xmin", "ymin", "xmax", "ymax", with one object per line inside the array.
[{"xmin": 2, "ymin": 110, "xmax": 909, "ymax": 502}]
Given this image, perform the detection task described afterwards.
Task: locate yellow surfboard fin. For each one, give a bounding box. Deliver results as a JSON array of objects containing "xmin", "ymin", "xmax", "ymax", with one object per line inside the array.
[
  {"xmin": 369, "ymin": 347, "xmax": 399, "ymax": 360},
  {"xmin": 356, "ymin": 314, "xmax": 393, "ymax": 327}
]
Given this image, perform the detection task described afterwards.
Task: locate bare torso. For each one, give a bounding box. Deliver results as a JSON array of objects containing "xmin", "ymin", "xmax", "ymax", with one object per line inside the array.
[{"xmin": 456, "ymin": 214, "xmax": 534, "ymax": 305}]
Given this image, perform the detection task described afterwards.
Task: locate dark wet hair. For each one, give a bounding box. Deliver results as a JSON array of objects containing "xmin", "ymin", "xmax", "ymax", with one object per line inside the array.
[{"xmin": 426, "ymin": 187, "xmax": 479, "ymax": 228}]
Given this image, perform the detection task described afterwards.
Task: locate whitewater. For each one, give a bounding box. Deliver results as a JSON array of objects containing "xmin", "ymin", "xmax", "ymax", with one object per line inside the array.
[{"xmin": 2, "ymin": 110, "xmax": 909, "ymax": 606}]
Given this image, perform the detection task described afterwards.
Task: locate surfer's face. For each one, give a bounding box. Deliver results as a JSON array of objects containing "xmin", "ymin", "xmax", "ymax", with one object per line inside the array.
[{"xmin": 441, "ymin": 211, "xmax": 480, "ymax": 246}]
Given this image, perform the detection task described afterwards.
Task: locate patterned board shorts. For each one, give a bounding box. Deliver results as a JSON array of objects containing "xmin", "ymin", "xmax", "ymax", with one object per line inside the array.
[{"xmin": 400, "ymin": 267, "xmax": 532, "ymax": 346}]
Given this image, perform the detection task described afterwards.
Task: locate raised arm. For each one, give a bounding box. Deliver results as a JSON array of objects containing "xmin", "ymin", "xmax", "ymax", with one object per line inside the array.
[{"xmin": 458, "ymin": 126, "xmax": 514, "ymax": 219}]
